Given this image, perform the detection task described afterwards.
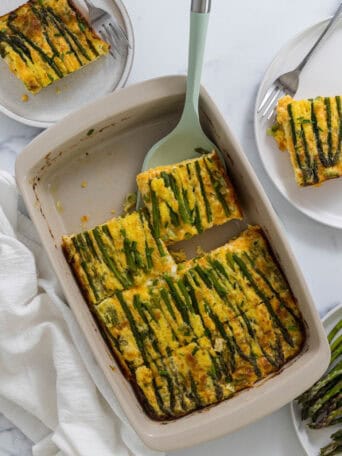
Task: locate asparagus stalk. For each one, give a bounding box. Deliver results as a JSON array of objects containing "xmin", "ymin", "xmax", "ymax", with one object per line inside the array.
[
  {"xmin": 331, "ymin": 334, "xmax": 342, "ymax": 354},
  {"xmin": 328, "ymin": 320, "xmax": 342, "ymax": 344},
  {"xmin": 334, "ymin": 95, "xmax": 342, "ymax": 165},
  {"xmin": 207, "ymin": 268, "xmax": 228, "ymax": 298},
  {"xmin": 193, "ymin": 204, "xmax": 203, "ymax": 233},
  {"xmin": 320, "ymin": 429, "xmax": 342, "ymax": 456},
  {"xmin": 194, "ymin": 161, "xmax": 212, "ymax": 223},
  {"xmin": 93, "ymin": 228, "xmax": 131, "ymax": 288},
  {"xmin": 325, "ymin": 97, "xmax": 334, "ymax": 165},
  {"xmin": 331, "ymin": 429, "xmax": 342, "ymax": 440},
  {"xmin": 160, "ymin": 288, "xmax": 177, "ymax": 320},
  {"xmin": 310, "ymin": 402, "xmax": 342, "ymax": 429},
  {"xmin": 232, "ymin": 254, "xmax": 294, "ymax": 347},
  {"xmin": 301, "ymin": 381, "xmax": 338, "ymax": 420},
  {"xmin": 298, "ymin": 361, "xmax": 342, "ymax": 405},
  {"xmin": 320, "ymin": 442, "xmax": 342, "ymax": 456},
  {"xmin": 168, "ymin": 173, "xmax": 190, "ymax": 223},
  {"xmin": 149, "ymin": 183, "xmax": 161, "ymax": 238},
  {"xmin": 306, "ymin": 380, "xmax": 342, "ymax": 420},
  {"xmin": 144, "ymin": 241, "xmax": 153, "ymax": 270},
  {"xmin": 164, "ymin": 276, "xmax": 190, "ymax": 325},
  {"xmin": 331, "ymin": 344, "xmax": 342, "ymax": 364},
  {"xmin": 203, "ymin": 158, "xmax": 231, "ymax": 217},
  {"xmin": 194, "ymin": 265, "xmax": 213, "ymax": 289}
]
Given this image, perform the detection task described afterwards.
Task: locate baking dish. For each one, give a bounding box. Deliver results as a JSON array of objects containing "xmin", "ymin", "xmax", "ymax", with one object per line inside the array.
[{"xmin": 15, "ymin": 76, "xmax": 330, "ymax": 451}]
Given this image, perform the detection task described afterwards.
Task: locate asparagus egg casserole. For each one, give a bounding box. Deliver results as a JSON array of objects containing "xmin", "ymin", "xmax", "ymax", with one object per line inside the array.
[
  {"xmin": 271, "ymin": 95, "xmax": 342, "ymax": 187},
  {"xmin": 0, "ymin": 0, "xmax": 109, "ymax": 93},
  {"xmin": 62, "ymin": 151, "xmax": 305, "ymax": 420}
]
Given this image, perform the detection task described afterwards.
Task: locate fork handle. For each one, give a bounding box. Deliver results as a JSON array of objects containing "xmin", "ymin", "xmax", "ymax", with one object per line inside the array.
[{"xmin": 296, "ymin": 2, "xmax": 342, "ymax": 72}]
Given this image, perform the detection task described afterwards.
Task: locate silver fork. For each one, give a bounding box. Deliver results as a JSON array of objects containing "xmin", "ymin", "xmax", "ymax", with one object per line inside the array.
[
  {"xmin": 258, "ymin": 2, "xmax": 342, "ymax": 120},
  {"xmin": 83, "ymin": 0, "xmax": 130, "ymax": 59}
]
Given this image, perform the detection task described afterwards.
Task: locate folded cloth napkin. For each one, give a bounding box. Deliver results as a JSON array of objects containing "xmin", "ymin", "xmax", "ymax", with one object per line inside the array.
[{"xmin": 0, "ymin": 171, "xmax": 163, "ymax": 456}]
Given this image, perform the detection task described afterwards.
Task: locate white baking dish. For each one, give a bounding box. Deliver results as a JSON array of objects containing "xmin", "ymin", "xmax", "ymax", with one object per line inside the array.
[{"xmin": 15, "ymin": 76, "xmax": 330, "ymax": 451}]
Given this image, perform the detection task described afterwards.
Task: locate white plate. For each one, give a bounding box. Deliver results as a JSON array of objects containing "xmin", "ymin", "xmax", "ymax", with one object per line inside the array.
[
  {"xmin": 0, "ymin": 0, "xmax": 134, "ymax": 128},
  {"xmin": 291, "ymin": 304, "xmax": 342, "ymax": 456},
  {"xmin": 254, "ymin": 17, "xmax": 342, "ymax": 229}
]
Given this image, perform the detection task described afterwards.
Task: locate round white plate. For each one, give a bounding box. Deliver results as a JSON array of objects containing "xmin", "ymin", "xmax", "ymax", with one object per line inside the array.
[
  {"xmin": 291, "ymin": 304, "xmax": 342, "ymax": 456},
  {"xmin": 0, "ymin": 0, "xmax": 134, "ymax": 128},
  {"xmin": 255, "ymin": 17, "xmax": 342, "ymax": 229}
]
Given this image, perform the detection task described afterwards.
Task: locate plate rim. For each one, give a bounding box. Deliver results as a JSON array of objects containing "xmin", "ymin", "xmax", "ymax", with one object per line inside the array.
[
  {"xmin": 0, "ymin": 0, "xmax": 135, "ymax": 129},
  {"xmin": 290, "ymin": 303, "xmax": 342, "ymax": 456},
  {"xmin": 254, "ymin": 16, "xmax": 342, "ymax": 230}
]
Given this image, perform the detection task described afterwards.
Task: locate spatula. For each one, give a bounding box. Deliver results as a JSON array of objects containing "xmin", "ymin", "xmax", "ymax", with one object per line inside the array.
[{"xmin": 137, "ymin": 0, "xmax": 214, "ymax": 206}]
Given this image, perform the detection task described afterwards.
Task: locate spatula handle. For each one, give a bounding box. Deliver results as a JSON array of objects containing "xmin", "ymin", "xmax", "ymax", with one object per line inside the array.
[
  {"xmin": 183, "ymin": 1, "xmax": 211, "ymax": 118},
  {"xmin": 192, "ymin": 0, "xmax": 211, "ymax": 13}
]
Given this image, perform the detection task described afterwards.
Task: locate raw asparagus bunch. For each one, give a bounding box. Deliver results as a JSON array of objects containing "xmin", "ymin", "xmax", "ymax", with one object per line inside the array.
[
  {"xmin": 297, "ymin": 317, "xmax": 342, "ymax": 454},
  {"xmin": 320, "ymin": 429, "xmax": 342, "ymax": 456},
  {"xmin": 297, "ymin": 318, "xmax": 342, "ymax": 427}
]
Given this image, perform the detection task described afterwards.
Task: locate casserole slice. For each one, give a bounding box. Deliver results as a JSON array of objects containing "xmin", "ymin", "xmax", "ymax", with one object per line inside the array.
[
  {"xmin": 271, "ymin": 95, "xmax": 342, "ymax": 186},
  {"xmin": 136, "ymin": 151, "xmax": 242, "ymax": 244},
  {"xmin": 0, "ymin": 0, "xmax": 109, "ymax": 93},
  {"xmin": 62, "ymin": 210, "xmax": 176, "ymax": 306}
]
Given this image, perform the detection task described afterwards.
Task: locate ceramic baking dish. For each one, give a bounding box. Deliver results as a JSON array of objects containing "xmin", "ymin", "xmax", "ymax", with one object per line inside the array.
[{"xmin": 15, "ymin": 76, "xmax": 330, "ymax": 451}]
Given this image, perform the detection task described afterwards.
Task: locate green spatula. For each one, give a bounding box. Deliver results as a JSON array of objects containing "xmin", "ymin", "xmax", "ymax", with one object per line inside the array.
[{"xmin": 137, "ymin": 0, "xmax": 214, "ymax": 206}]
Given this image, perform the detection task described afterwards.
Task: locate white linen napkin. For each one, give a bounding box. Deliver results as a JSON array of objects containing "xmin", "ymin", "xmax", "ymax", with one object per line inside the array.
[{"xmin": 0, "ymin": 170, "xmax": 163, "ymax": 456}]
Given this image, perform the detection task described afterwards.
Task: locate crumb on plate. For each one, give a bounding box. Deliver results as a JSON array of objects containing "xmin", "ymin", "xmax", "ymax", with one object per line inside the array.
[{"xmin": 56, "ymin": 200, "xmax": 64, "ymax": 213}]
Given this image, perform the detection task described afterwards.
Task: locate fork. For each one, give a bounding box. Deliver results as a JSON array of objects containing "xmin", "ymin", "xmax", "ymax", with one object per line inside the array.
[
  {"xmin": 258, "ymin": 2, "xmax": 342, "ymax": 120},
  {"xmin": 83, "ymin": 0, "xmax": 130, "ymax": 59}
]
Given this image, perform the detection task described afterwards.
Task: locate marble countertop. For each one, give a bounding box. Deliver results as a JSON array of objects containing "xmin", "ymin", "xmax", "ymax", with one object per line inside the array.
[{"xmin": 0, "ymin": 0, "xmax": 341, "ymax": 454}]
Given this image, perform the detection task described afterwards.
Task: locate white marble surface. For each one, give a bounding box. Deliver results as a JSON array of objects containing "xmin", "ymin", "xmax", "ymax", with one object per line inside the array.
[{"xmin": 0, "ymin": 0, "xmax": 341, "ymax": 454}]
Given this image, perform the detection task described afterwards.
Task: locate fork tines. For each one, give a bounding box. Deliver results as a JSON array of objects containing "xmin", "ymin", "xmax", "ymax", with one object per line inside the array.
[
  {"xmin": 257, "ymin": 84, "xmax": 285, "ymax": 120},
  {"xmin": 100, "ymin": 21, "xmax": 129, "ymax": 59},
  {"xmin": 84, "ymin": 0, "xmax": 130, "ymax": 60}
]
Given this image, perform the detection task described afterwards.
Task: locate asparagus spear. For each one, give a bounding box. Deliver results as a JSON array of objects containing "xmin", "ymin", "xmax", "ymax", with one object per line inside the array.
[
  {"xmin": 309, "ymin": 394, "xmax": 342, "ymax": 428},
  {"xmin": 194, "ymin": 161, "xmax": 212, "ymax": 223},
  {"xmin": 320, "ymin": 429, "xmax": 342, "ymax": 456},
  {"xmin": 320, "ymin": 442, "xmax": 342, "ymax": 456},
  {"xmin": 331, "ymin": 334, "xmax": 342, "ymax": 353},
  {"xmin": 168, "ymin": 174, "xmax": 190, "ymax": 223},
  {"xmin": 328, "ymin": 320, "xmax": 342, "ymax": 344},
  {"xmin": 149, "ymin": 184, "xmax": 161, "ymax": 238},
  {"xmin": 331, "ymin": 344, "xmax": 342, "ymax": 364},
  {"xmin": 298, "ymin": 361, "xmax": 342, "ymax": 406},
  {"xmin": 331, "ymin": 429, "xmax": 342, "ymax": 440},
  {"xmin": 306, "ymin": 380, "xmax": 342, "ymax": 420},
  {"xmin": 301, "ymin": 379, "xmax": 339, "ymax": 421},
  {"xmin": 310, "ymin": 405, "xmax": 342, "ymax": 429}
]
